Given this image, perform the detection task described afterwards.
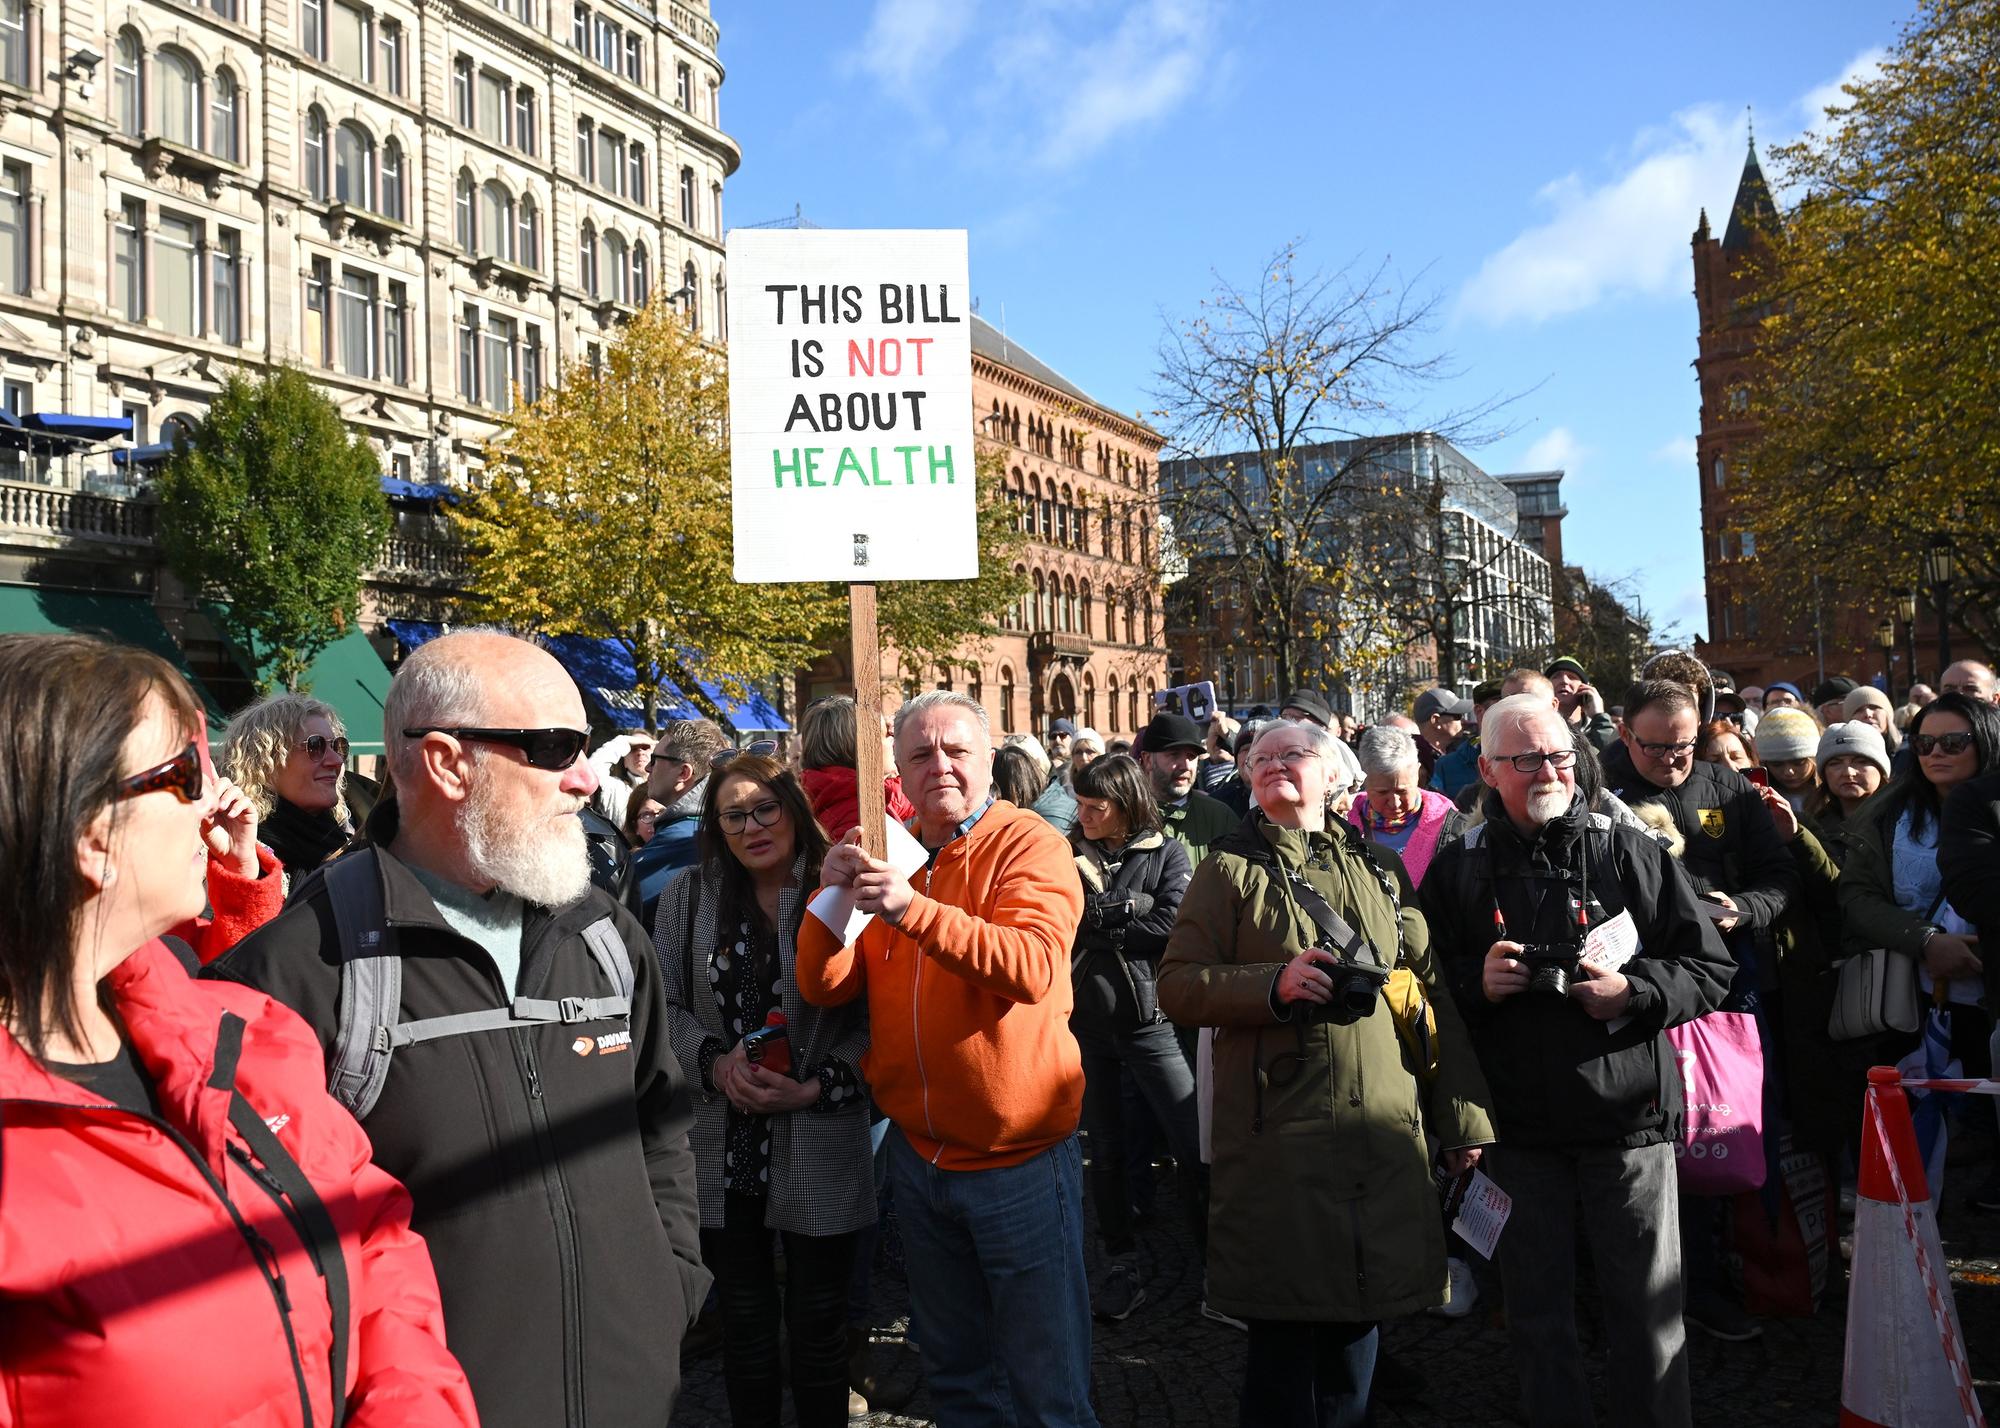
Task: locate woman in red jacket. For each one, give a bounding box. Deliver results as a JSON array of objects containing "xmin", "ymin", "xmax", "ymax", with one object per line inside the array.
[
  {"xmin": 0, "ymin": 633, "xmax": 478, "ymax": 1427},
  {"xmin": 796, "ymin": 695, "xmax": 915, "ymax": 839}
]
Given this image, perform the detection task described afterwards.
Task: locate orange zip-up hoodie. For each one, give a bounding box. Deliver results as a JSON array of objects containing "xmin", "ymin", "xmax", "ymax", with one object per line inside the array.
[{"xmin": 796, "ymin": 799, "xmax": 1085, "ymax": 1170}]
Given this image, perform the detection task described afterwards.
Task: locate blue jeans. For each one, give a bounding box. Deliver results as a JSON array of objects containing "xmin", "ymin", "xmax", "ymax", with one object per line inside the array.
[
  {"xmin": 1240, "ymin": 1319, "xmax": 1377, "ymax": 1428},
  {"xmin": 886, "ymin": 1128, "xmax": 1100, "ymax": 1427}
]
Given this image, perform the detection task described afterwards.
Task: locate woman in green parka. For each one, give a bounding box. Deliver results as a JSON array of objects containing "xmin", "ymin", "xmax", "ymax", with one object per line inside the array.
[{"xmin": 1158, "ymin": 718, "xmax": 1496, "ymax": 1428}]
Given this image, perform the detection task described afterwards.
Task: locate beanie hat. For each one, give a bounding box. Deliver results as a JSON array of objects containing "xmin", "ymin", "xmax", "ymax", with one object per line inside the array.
[
  {"xmin": 1842, "ymin": 686, "xmax": 1894, "ymax": 721},
  {"xmin": 1756, "ymin": 707, "xmax": 1821, "ymax": 763},
  {"xmin": 1817, "ymin": 721, "xmax": 1891, "ymax": 781},
  {"xmin": 1545, "ymin": 656, "xmax": 1587, "ymax": 680},
  {"xmin": 1811, "ymin": 676, "xmax": 1858, "ymax": 708},
  {"xmin": 1765, "ymin": 681, "xmax": 1805, "ymax": 705}
]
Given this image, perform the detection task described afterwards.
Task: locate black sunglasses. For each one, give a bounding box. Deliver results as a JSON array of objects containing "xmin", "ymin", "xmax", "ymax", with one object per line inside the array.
[
  {"xmin": 709, "ymin": 739, "xmax": 779, "ymax": 770},
  {"xmin": 118, "ymin": 739, "xmax": 205, "ymax": 804},
  {"xmin": 1913, "ymin": 731, "xmax": 1975, "ymax": 757},
  {"xmin": 402, "ymin": 727, "xmax": 589, "ymax": 770},
  {"xmin": 302, "ymin": 734, "xmax": 351, "ymax": 760}
]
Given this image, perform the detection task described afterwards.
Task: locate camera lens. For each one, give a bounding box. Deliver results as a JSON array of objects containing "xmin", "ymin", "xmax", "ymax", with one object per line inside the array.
[{"xmin": 1530, "ymin": 963, "xmax": 1570, "ymax": 998}]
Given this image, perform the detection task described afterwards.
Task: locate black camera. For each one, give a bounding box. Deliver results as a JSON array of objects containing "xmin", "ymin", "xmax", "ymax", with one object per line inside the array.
[
  {"xmin": 1303, "ymin": 954, "xmax": 1390, "ymax": 1025},
  {"xmin": 1520, "ymin": 946, "xmax": 1581, "ymax": 998}
]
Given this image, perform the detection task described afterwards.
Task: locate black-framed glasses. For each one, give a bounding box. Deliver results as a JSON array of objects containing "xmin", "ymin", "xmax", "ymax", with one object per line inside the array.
[
  {"xmin": 402, "ymin": 727, "xmax": 588, "ymax": 770},
  {"xmin": 302, "ymin": 734, "xmax": 351, "ymax": 761},
  {"xmin": 118, "ymin": 740, "xmax": 205, "ymax": 804},
  {"xmin": 1636, "ymin": 739, "xmax": 1697, "ymax": 762},
  {"xmin": 1494, "ymin": 748, "xmax": 1578, "ymax": 774},
  {"xmin": 717, "ymin": 798, "xmax": 785, "ymax": 835},
  {"xmin": 1913, "ymin": 731, "xmax": 1976, "ymax": 757},
  {"xmin": 709, "ymin": 739, "xmax": 779, "ymax": 770}
]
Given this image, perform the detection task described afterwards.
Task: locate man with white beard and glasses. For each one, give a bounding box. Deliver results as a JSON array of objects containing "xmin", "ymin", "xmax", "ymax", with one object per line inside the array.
[
  {"xmin": 208, "ymin": 630, "xmax": 710, "ymax": 1428},
  {"xmin": 1422, "ymin": 696, "xmax": 1731, "ymax": 1428}
]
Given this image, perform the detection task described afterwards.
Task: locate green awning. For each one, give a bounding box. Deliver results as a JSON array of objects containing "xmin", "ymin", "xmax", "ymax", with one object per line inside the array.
[
  {"xmin": 0, "ymin": 585, "xmax": 228, "ymax": 732},
  {"xmin": 210, "ymin": 619, "xmax": 394, "ymax": 754}
]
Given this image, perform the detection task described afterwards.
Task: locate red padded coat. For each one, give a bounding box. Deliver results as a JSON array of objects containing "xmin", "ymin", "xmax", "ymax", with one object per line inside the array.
[{"xmin": 0, "ymin": 939, "xmax": 478, "ymax": 1426}]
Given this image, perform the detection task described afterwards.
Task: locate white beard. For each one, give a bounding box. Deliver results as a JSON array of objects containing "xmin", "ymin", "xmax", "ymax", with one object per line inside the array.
[
  {"xmin": 1524, "ymin": 785, "xmax": 1572, "ymax": 826},
  {"xmin": 460, "ymin": 775, "xmax": 591, "ymax": 908}
]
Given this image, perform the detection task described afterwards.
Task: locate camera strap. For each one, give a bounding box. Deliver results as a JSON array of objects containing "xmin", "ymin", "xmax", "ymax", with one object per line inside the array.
[{"xmin": 1285, "ymin": 869, "xmax": 1386, "ymax": 970}]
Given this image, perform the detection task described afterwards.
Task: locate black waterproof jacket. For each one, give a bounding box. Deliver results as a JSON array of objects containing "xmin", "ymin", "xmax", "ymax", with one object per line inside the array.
[
  {"xmin": 206, "ymin": 802, "xmax": 710, "ymax": 1428},
  {"xmin": 1070, "ymin": 830, "xmax": 1192, "ymax": 1026},
  {"xmin": 1422, "ymin": 793, "xmax": 1733, "ymax": 1149},
  {"xmin": 1599, "ymin": 742, "xmax": 1800, "ymax": 932},
  {"xmin": 1940, "ymin": 769, "xmax": 2000, "ymax": 1004}
]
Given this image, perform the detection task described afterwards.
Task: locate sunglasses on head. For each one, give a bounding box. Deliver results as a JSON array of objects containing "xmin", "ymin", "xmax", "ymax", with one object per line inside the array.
[
  {"xmin": 302, "ymin": 734, "xmax": 351, "ymax": 760},
  {"xmin": 1913, "ymin": 731, "xmax": 1975, "ymax": 757},
  {"xmin": 402, "ymin": 727, "xmax": 589, "ymax": 770},
  {"xmin": 709, "ymin": 739, "xmax": 779, "ymax": 770},
  {"xmin": 118, "ymin": 740, "xmax": 206, "ymax": 804}
]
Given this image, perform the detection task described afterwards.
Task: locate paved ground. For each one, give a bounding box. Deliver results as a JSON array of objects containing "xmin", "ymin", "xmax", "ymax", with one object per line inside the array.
[{"xmin": 677, "ymin": 1124, "xmax": 2000, "ymax": 1426}]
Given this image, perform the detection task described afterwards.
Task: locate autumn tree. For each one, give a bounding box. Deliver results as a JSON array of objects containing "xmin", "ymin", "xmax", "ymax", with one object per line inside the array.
[
  {"xmin": 1151, "ymin": 242, "xmax": 1514, "ymax": 702},
  {"xmin": 1740, "ymin": 0, "xmax": 2000, "ymax": 648},
  {"xmin": 456, "ymin": 300, "xmax": 829, "ymax": 729},
  {"xmin": 156, "ymin": 368, "xmax": 389, "ymax": 692}
]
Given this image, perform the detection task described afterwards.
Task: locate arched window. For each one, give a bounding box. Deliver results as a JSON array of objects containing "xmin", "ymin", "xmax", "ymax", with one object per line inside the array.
[
  {"xmin": 480, "ymin": 180, "xmax": 514, "ymax": 260},
  {"xmin": 335, "ymin": 122, "xmax": 375, "ymax": 208},
  {"xmin": 1010, "ymin": 563, "xmax": 1028, "ymax": 629},
  {"xmin": 1082, "ymin": 671, "xmax": 1095, "ymax": 728},
  {"xmin": 1107, "ymin": 676, "xmax": 1121, "ymax": 733},
  {"xmin": 1143, "ymin": 597, "xmax": 1154, "ymax": 644},
  {"xmin": 714, "ymin": 269, "xmax": 726, "ymax": 331},
  {"xmin": 209, "ymin": 70, "xmax": 238, "ymax": 162},
  {"xmin": 579, "ymin": 220, "xmax": 597, "ymax": 295},
  {"xmin": 683, "ymin": 261, "xmax": 699, "ymax": 330},
  {"xmin": 1128, "ymin": 684, "xmax": 1139, "ymax": 733},
  {"xmin": 454, "ymin": 168, "xmax": 475, "ymax": 248},
  {"xmin": 305, "ymin": 108, "xmax": 330, "ymax": 202},
  {"xmin": 1124, "ymin": 594, "xmax": 1136, "ymax": 645},
  {"xmin": 631, "ymin": 241, "xmax": 648, "ymax": 303},
  {"xmin": 114, "ymin": 31, "xmax": 142, "ymax": 136},
  {"xmin": 1031, "ymin": 570, "xmax": 1046, "ymax": 632},
  {"xmin": 516, "ymin": 193, "xmax": 539, "ymax": 269},
  {"xmin": 604, "ymin": 230, "xmax": 628, "ymax": 302},
  {"xmin": 679, "ymin": 165, "xmax": 695, "ymax": 225},
  {"xmin": 999, "ymin": 666, "xmax": 1016, "ymax": 734},
  {"xmin": 158, "ymin": 50, "xmax": 201, "ymax": 148},
  {"xmin": 1056, "ymin": 484, "xmax": 1071, "ymax": 546},
  {"xmin": 1101, "ymin": 497, "xmax": 1113, "ymax": 556},
  {"xmin": 1063, "ymin": 575, "xmax": 1077, "ymax": 633},
  {"xmin": 380, "ymin": 138, "xmax": 405, "ymax": 221},
  {"xmin": 1079, "ymin": 581, "xmax": 1091, "ymax": 638}
]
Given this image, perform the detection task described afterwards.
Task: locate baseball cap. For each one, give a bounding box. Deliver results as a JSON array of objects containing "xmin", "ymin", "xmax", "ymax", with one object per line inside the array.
[
  {"xmin": 1141, "ymin": 711, "xmax": 1205, "ymax": 753},
  {"xmin": 1545, "ymin": 656, "xmax": 1587, "ymax": 680},
  {"xmin": 1810, "ymin": 677, "xmax": 1858, "ymax": 708},
  {"xmin": 1414, "ymin": 688, "xmax": 1474, "ymax": 724}
]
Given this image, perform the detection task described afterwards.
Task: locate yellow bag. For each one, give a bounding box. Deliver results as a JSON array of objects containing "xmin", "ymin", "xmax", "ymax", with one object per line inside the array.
[{"xmin": 1385, "ymin": 966, "xmax": 1439, "ymax": 1084}]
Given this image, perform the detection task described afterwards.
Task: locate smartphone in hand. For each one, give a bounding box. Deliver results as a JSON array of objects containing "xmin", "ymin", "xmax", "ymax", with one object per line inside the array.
[
  {"xmin": 1745, "ymin": 766, "xmax": 1770, "ymax": 788},
  {"xmin": 741, "ymin": 1011, "xmax": 792, "ymax": 1076}
]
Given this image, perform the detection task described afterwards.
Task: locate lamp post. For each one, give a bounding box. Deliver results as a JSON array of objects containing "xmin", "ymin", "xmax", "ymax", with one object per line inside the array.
[
  {"xmin": 1922, "ymin": 535, "xmax": 1955, "ymax": 673},
  {"xmin": 1894, "ymin": 587, "xmax": 1918, "ymax": 690},
  {"xmin": 1874, "ymin": 616, "xmax": 1896, "ymax": 692}
]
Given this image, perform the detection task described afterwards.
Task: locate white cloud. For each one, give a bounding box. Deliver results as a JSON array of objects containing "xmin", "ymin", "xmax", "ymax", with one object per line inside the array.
[
  {"xmin": 1457, "ymin": 48, "xmax": 1883, "ymax": 327},
  {"xmin": 1798, "ymin": 47, "xmax": 1886, "ymax": 134},
  {"xmin": 842, "ymin": 0, "xmax": 1223, "ymax": 170},
  {"xmin": 1521, "ymin": 425, "xmax": 1588, "ymax": 474},
  {"xmin": 1652, "ymin": 435, "xmax": 1697, "ymax": 467}
]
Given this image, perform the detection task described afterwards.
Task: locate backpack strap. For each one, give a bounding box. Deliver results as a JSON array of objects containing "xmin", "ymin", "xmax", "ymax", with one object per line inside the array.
[
  {"xmin": 380, "ymin": 992, "xmax": 631, "ymax": 1049},
  {"xmin": 580, "ymin": 916, "xmax": 635, "ymax": 1002},
  {"xmin": 210, "ymin": 1012, "xmax": 352, "ymax": 1428},
  {"xmin": 326, "ymin": 852, "xmax": 399, "ymax": 1121}
]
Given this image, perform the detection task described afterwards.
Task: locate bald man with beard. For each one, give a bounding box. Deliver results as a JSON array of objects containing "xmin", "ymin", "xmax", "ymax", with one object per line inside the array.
[{"xmin": 210, "ymin": 631, "xmax": 709, "ymax": 1428}]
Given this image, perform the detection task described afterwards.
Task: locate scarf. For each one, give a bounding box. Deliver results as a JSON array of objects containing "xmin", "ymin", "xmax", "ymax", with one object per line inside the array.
[
  {"xmin": 260, "ymin": 795, "xmax": 352, "ymax": 873},
  {"xmin": 1348, "ymin": 790, "xmax": 1453, "ymax": 888}
]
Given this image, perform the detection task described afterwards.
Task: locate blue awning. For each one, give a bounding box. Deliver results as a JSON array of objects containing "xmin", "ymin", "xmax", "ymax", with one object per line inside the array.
[
  {"xmin": 26, "ymin": 414, "xmax": 134, "ymax": 441},
  {"xmin": 381, "ymin": 476, "xmax": 458, "ymax": 503},
  {"xmin": 544, "ymin": 635, "xmax": 789, "ymax": 731},
  {"xmin": 112, "ymin": 442, "xmax": 176, "ymax": 467},
  {"xmin": 386, "ymin": 618, "xmax": 444, "ymax": 650}
]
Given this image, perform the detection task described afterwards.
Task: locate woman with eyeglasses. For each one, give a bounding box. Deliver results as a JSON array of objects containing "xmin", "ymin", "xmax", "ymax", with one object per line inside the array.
[
  {"xmin": 623, "ymin": 794, "xmax": 668, "ymax": 848},
  {"xmin": 1067, "ymin": 752, "xmax": 1198, "ymax": 1322},
  {"xmin": 221, "ymin": 692, "xmax": 358, "ymax": 885},
  {"xmin": 653, "ymin": 751, "xmax": 874, "ymax": 1428},
  {"xmin": 1159, "ymin": 720, "xmax": 1495, "ymax": 1428},
  {"xmin": 0, "ymin": 634, "xmax": 479, "ymax": 1426},
  {"xmin": 1838, "ymin": 693, "xmax": 2000, "ymax": 1077}
]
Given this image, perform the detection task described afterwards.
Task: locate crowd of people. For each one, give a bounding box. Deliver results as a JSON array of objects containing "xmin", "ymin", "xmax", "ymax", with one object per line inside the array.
[{"xmin": 4, "ymin": 627, "xmax": 1997, "ymax": 1428}]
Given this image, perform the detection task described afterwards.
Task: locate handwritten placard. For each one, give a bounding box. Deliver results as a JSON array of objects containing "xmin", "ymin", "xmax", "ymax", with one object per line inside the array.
[{"xmin": 726, "ymin": 229, "xmax": 978, "ymax": 583}]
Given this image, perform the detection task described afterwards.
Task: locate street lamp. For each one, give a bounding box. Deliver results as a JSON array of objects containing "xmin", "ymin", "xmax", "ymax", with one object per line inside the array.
[
  {"xmin": 1922, "ymin": 535, "xmax": 1955, "ymax": 672},
  {"xmin": 1874, "ymin": 616, "xmax": 1896, "ymax": 692},
  {"xmin": 1895, "ymin": 587, "xmax": 1919, "ymax": 689}
]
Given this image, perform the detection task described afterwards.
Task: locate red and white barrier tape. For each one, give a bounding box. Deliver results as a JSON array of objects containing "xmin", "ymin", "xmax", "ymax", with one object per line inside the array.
[
  {"xmin": 1899, "ymin": 1078, "xmax": 2000, "ymax": 1095},
  {"xmin": 1867, "ymin": 1094, "xmax": 1986, "ymax": 1428}
]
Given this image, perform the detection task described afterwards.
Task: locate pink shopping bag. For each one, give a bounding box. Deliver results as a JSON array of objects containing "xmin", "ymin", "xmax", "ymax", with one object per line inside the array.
[{"xmin": 1667, "ymin": 1011, "xmax": 1767, "ymax": 1194}]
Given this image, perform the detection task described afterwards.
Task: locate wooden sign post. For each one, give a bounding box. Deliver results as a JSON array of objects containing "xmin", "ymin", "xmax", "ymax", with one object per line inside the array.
[
  {"xmin": 849, "ymin": 582, "xmax": 887, "ymax": 860},
  {"xmin": 725, "ymin": 229, "xmax": 978, "ymax": 860}
]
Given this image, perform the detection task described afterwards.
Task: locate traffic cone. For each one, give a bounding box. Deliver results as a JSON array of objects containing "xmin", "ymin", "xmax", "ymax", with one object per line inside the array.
[{"xmin": 1839, "ymin": 1067, "xmax": 1984, "ymax": 1428}]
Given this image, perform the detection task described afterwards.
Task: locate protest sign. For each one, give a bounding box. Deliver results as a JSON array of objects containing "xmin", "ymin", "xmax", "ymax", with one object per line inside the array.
[{"xmin": 726, "ymin": 228, "xmax": 978, "ymax": 584}]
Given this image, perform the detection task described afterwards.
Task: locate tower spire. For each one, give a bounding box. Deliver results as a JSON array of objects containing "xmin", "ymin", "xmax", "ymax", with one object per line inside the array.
[{"xmin": 1746, "ymin": 104, "xmax": 1755, "ymax": 154}]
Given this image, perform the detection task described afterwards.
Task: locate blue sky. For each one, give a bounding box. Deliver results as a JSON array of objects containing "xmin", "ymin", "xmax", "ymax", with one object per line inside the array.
[{"xmin": 717, "ymin": 0, "xmax": 1899, "ymax": 642}]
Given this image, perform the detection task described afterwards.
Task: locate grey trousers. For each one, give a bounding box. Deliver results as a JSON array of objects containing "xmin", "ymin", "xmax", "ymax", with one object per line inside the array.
[{"xmin": 1490, "ymin": 1140, "xmax": 1690, "ymax": 1428}]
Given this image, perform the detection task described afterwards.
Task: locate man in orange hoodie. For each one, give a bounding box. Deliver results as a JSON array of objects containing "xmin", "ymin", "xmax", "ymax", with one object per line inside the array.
[{"xmin": 798, "ymin": 690, "xmax": 1098, "ymax": 1427}]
